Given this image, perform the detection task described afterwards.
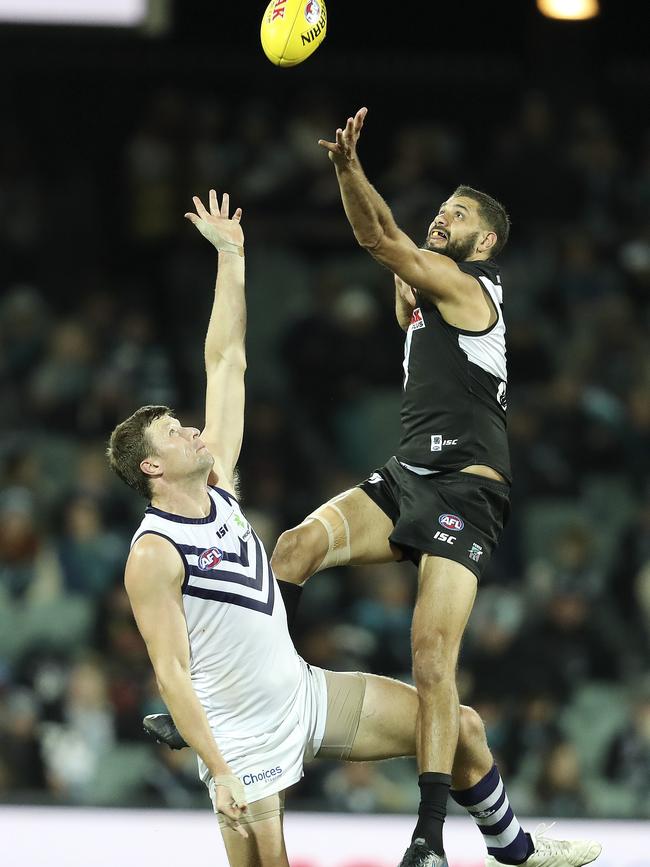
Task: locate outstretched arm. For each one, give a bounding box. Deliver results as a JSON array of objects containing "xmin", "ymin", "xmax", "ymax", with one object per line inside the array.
[
  {"xmin": 185, "ymin": 191, "xmax": 246, "ymax": 497},
  {"xmin": 319, "ymin": 109, "xmax": 482, "ymax": 316},
  {"xmin": 125, "ymin": 534, "xmax": 248, "ymax": 836}
]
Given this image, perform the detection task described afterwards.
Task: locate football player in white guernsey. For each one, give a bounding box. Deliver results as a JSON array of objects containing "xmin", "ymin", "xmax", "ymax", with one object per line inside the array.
[{"xmin": 108, "ymin": 192, "xmax": 600, "ymax": 867}]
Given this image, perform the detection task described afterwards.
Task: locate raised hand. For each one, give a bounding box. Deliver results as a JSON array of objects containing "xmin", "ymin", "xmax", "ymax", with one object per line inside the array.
[
  {"xmin": 318, "ymin": 106, "xmax": 368, "ymax": 167},
  {"xmin": 185, "ymin": 190, "xmax": 244, "ymax": 254}
]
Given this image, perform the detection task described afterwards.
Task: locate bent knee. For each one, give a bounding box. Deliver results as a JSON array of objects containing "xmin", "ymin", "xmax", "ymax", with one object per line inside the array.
[
  {"xmin": 458, "ymin": 705, "xmax": 486, "ymax": 748},
  {"xmin": 271, "ymin": 522, "xmax": 327, "ymax": 584}
]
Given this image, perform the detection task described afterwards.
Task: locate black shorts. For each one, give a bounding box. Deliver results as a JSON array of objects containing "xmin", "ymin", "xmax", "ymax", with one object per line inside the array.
[{"xmin": 357, "ymin": 456, "xmax": 511, "ymax": 581}]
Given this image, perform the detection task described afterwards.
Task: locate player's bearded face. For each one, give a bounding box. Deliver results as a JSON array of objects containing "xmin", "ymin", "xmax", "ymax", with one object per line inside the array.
[{"xmin": 423, "ymin": 228, "xmax": 481, "ymax": 262}]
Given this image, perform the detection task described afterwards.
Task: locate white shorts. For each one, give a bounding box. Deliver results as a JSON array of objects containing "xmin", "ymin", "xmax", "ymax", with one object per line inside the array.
[{"xmin": 198, "ymin": 661, "xmax": 328, "ymax": 805}]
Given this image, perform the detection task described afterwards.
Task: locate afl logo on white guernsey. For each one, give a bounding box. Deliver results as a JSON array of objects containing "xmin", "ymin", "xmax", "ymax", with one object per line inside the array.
[
  {"xmin": 439, "ymin": 514, "xmax": 464, "ymax": 532},
  {"xmin": 198, "ymin": 547, "xmax": 223, "ymax": 570}
]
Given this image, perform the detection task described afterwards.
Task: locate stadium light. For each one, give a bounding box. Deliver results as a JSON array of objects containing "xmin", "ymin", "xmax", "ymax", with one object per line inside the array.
[
  {"xmin": 0, "ymin": 0, "xmax": 159, "ymax": 27},
  {"xmin": 537, "ymin": 0, "xmax": 600, "ymax": 20}
]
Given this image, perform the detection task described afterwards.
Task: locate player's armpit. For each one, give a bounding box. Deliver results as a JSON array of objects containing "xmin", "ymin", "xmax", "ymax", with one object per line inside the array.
[
  {"xmin": 370, "ymin": 235, "xmax": 493, "ymax": 329},
  {"xmin": 395, "ymin": 274, "xmax": 416, "ymax": 331},
  {"xmin": 207, "ymin": 460, "xmax": 239, "ymax": 499}
]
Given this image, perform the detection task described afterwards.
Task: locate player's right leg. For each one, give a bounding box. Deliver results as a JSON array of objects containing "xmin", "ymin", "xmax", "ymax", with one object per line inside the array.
[
  {"xmin": 270, "ymin": 486, "xmax": 400, "ymax": 587},
  {"xmin": 219, "ymin": 794, "xmax": 289, "ymax": 867}
]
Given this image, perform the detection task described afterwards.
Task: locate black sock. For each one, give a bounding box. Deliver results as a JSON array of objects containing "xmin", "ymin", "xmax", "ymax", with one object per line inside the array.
[
  {"xmin": 277, "ymin": 580, "xmax": 303, "ymax": 636},
  {"xmin": 411, "ymin": 772, "xmax": 451, "ymax": 855}
]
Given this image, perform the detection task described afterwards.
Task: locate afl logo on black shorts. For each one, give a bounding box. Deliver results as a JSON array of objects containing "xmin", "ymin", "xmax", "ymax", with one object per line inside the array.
[{"xmin": 439, "ymin": 514, "xmax": 464, "ymax": 532}]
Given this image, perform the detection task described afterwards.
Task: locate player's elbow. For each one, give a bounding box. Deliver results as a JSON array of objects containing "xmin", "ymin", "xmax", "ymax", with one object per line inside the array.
[
  {"xmin": 354, "ymin": 224, "xmax": 385, "ymax": 251},
  {"xmin": 356, "ymin": 233, "xmax": 383, "ymax": 251},
  {"xmin": 154, "ymin": 658, "xmax": 190, "ymax": 694},
  {"xmin": 362, "ymin": 235, "xmax": 401, "ymax": 272},
  {"xmin": 205, "ymin": 349, "xmax": 247, "ymax": 375}
]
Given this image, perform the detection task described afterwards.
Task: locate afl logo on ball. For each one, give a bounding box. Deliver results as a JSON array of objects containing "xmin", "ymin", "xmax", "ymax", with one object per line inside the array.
[
  {"xmin": 439, "ymin": 514, "xmax": 464, "ymax": 532},
  {"xmin": 304, "ymin": 0, "xmax": 320, "ymax": 24},
  {"xmin": 198, "ymin": 547, "xmax": 223, "ymax": 570}
]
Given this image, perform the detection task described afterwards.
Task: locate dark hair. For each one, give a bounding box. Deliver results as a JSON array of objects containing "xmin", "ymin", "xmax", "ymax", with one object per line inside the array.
[
  {"xmin": 452, "ymin": 184, "xmax": 511, "ymax": 257},
  {"xmin": 106, "ymin": 405, "xmax": 172, "ymax": 499}
]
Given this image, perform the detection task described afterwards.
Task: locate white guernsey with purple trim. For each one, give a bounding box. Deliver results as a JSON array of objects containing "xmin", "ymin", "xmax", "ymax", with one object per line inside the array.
[{"xmin": 130, "ymin": 485, "xmax": 327, "ymax": 803}]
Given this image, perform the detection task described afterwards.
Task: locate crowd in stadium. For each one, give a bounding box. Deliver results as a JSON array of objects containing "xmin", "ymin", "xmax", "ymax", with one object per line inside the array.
[{"xmin": 0, "ymin": 84, "xmax": 648, "ymax": 818}]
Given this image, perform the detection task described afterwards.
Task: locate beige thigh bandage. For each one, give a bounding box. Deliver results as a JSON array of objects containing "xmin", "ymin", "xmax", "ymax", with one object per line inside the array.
[
  {"xmin": 217, "ymin": 791, "xmax": 285, "ymax": 830},
  {"xmin": 317, "ymin": 670, "xmax": 367, "ymax": 761},
  {"xmin": 306, "ymin": 500, "xmax": 351, "ymax": 570}
]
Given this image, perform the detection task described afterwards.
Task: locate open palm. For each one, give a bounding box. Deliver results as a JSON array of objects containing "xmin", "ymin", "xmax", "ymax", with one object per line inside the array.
[{"xmin": 185, "ymin": 190, "xmax": 244, "ymax": 251}]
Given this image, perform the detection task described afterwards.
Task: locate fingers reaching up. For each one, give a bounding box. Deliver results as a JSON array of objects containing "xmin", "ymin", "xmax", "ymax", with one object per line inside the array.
[
  {"xmin": 319, "ymin": 106, "xmax": 368, "ymax": 164},
  {"xmin": 184, "ymin": 190, "xmax": 244, "ymax": 253},
  {"xmin": 185, "ymin": 191, "xmax": 243, "ymax": 225}
]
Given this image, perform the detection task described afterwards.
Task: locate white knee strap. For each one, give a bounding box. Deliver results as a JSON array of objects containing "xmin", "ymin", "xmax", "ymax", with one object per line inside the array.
[{"xmin": 306, "ymin": 502, "xmax": 351, "ymax": 570}]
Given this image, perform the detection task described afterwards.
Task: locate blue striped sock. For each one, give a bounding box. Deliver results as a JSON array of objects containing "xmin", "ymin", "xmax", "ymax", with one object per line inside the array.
[{"xmin": 451, "ymin": 765, "xmax": 533, "ymax": 865}]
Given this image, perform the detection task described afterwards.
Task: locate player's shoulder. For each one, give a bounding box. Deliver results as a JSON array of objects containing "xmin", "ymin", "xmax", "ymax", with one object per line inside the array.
[
  {"xmin": 126, "ymin": 531, "xmax": 185, "ymax": 589},
  {"xmin": 130, "ymin": 529, "xmax": 180, "ymax": 562},
  {"xmin": 457, "ymin": 258, "xmax": 501, "ymax": 282}
]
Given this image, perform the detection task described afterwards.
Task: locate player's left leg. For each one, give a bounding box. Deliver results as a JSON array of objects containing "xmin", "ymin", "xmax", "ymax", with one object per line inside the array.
[
  {"xmin": 450, "ymin": 714, "xmax": 602, "ymax": 866},
  {"xmin": 334, "ymin": 670, "xmax": 493, "ymax": 779},
  {"xmin": 219, "ymin": 794, "xmax": 289, "ymax": 867},
  {"xmin": 325, "ymin": 672, "xmax": 601, "ymax": 867},
  {"xmin": 399, "ymin": 554, "xmax": 478, "ymax": 865}
]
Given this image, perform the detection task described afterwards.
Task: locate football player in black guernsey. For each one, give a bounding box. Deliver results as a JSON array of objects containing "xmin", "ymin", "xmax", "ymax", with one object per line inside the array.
[{"xmin": 268, "ymin": 108, "xmax": 600, "ymax": 867}]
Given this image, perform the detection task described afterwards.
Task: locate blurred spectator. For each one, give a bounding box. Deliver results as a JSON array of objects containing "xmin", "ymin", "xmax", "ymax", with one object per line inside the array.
[
  {"xmin": 0, "ymin": 487, "xmax": 62, "ymax": 603},
  {"xmin": 503, "ymin": 695, "xmax": 564, "ymax": 779},
  {"xmin": 40, "ymin": 659, "xmax": 115, "ymax": 800},
  {"xmin": 56, "ymin": 495, "xmax": 126, "ymax": 598},
  {"xmin": 603, "ymin": 691, "xmax": 650, "ymax": 799},
  {"xmin": 527, "ymin": 523, "xmax": 605, "ymax": 601},
  {"xmin": 141, "ymin": 744, "xmax": 204, "ymax": 808},
  {"xmin": 349, "ymin": 562, "xmax": 415, "ymax": 676},
  {"xmin": 28, "ymin": 320, "xmax": 96, "ymax": 433},
  {"xmin": 322, "ymin": 761, "xmax": 417, "ymax": 813},
  {"xmin": 534, "ymin": 741, "xmax": 590, "ymax": 818},
  {"xmin": 124, "ymin": 89, "xmax": 185, "ymax": 242},
  {"xmin": 510, "ymin": 592, "xmax": 621, "ymax": 702},
  {"xmin": 0, "ymin": 688, "xmax": 46, "ymax": 792}
]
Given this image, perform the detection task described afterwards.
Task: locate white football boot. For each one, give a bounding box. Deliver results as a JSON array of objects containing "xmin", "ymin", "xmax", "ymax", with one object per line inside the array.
[{"xmin": 485, "ymin": 823, "xmax": 602, "ymax": 867}]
